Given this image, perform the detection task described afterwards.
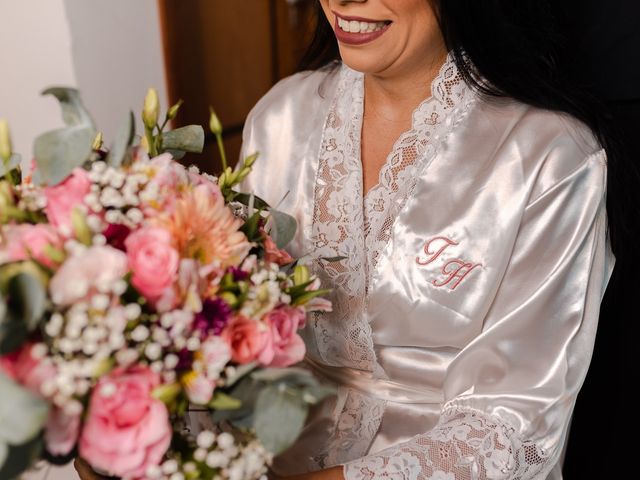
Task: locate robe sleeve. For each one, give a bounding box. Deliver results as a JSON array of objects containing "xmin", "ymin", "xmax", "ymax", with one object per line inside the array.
[{"xmin": 343, "ymin": 149, "xmax": 615, "ymax": 480}]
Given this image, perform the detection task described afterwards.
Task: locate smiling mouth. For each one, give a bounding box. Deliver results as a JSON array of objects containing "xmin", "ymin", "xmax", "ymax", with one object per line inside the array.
[{"xmin": 335, "ymin": 14, "xmax": 392, "ymax": 34}]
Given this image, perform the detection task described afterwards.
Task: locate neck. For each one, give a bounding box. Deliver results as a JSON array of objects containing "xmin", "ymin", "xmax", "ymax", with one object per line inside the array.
[{"xmin": 363, "ymin": 50, "xmax": 448, "ymax": 122}]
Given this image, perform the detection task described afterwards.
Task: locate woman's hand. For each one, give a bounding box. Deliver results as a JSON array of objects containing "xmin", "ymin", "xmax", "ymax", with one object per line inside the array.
[
  {"xmin": 270, "ymin": 466, "xmax": 344, "ymax": 480},
  {"xmin": 73, "ymin": 458, "xmax": 106, "ymax": 480}
]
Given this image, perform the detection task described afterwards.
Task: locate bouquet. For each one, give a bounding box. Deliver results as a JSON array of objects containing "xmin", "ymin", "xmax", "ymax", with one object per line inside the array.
[{"xmin": 0, "ymin": 88, "xmax": 333, "ymax": 480}]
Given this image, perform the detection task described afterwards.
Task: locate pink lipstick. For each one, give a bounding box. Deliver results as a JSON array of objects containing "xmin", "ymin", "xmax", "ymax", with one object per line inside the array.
[{"xmin": 332, "ymin": 12, "xmax": 392, "ymax": 46}]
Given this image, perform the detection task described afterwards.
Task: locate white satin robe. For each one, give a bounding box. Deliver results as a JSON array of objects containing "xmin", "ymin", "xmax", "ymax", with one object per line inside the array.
[{"xmin": 239, "ymin": 56, "xmax": 614, "ymax": 480}]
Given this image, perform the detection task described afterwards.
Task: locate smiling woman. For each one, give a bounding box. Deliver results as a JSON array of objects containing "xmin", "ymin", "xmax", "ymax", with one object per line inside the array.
[{"xmin": 234, "ymin": 1, "xmax": 633, "ymax": 480}]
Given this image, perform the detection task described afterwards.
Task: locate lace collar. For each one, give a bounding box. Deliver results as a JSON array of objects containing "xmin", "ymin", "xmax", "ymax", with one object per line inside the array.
[{"xmin": 306, "ymin": 53, "xmax": 473, "ymax": 371}]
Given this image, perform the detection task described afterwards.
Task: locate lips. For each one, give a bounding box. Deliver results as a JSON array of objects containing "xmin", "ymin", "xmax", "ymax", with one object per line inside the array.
[{"xmin": 332, "ymin": 11, "xmax": 392, "ymax": 46}]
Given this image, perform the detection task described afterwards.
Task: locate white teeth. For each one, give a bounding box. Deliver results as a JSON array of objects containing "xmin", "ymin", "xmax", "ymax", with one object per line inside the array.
[{"xmin": 337, "ymin": 17, "xmax": 387, "ymax": 34}]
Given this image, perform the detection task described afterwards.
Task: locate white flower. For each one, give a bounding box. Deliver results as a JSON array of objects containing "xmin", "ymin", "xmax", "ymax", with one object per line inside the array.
[
  {"xmin": 197, "ymin": 431, "xmax": 216, "ymax": 449},
  {"xmin": 217, "ymin": 432, "xmax": 235, "ymax": 450}
]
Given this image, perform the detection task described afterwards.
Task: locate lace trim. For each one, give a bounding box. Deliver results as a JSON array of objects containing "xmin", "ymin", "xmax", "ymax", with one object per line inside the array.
[
  {"xmin": 343, "ymin": 407, "xmax": 554, "ymax": 480},
  {"xmin": 363, "ymin": 59, "xmax": 468, "ymax": 294},
  {"xmin": 305, "ymin": 55, "xmax": 477, "ymax": 470},
  {"xmin": 308, "ymin": 54, "xmax": 471, "ymax": 372}
]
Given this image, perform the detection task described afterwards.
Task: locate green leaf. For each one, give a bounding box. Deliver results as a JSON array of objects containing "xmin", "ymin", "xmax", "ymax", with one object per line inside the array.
[
  {"xmin": 254, "ymin": 384, "xmax": 308, "ymax": 455},
  {"xmin": 268, "ymin": 209, "xmax": 297, "ymax": 249},
  {"xmin": 0, "ymin": 272, "xmax": 47, "ymax": 354},
  {"xmin": 240, "ymin": 210, "xmax": 262, "ymax": 242},
  {"xmin": 291, "ymin": 289, "xmax": 332, "ymax": 307},
  {"xmin": 33, "ymin": 87, "xmax": 96, "ymax": 185},
  {"xmin": 0, "ymin": 373, "xmax": 48, "ymax": 473},
  {"xmin": 225, "ymin": 361, "xmax": 259, "ymax": 388},
  {"xmin": 251, "ymin": 367, "xmax": 319, "ymax": 387},
  {"xmin": 106, "ymin": 111, "xmax": 135, "ymax": 167},
  {"xmin": 208, "ymin": 391, "xmax": 242, "ymax": 410},
  {"xmin": 7, "ymin": 273, "xmax": 47, "ymax": 331},
  {"xmin": 319, "ymin": 256, "xmax": 348, "ymax": 263},
  {"xmin": 233, "ymin": 192, "xmax": 271, "ymax": 210},
  {"xmin": 161, "ymin": 125, "xmax": 205, "ymax": 154},
  {"xmin": 0, "ymin": 154, "xmax": 20, "ymax": 177},
  {"xmin": 0, "ymin": 434, "xmax": 42, "ymax": 479},
  {"xmin": 301, "ymin": 384, "xmax": 335, "ymax": 405}
]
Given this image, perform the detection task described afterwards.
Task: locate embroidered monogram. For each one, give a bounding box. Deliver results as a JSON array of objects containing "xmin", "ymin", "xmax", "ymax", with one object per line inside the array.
[
  {"xmin": 416, "ymin": 236, "xmax": 459, "ymax": 265},
  {"xmin": 416, "ymin": 236, "xmax": 482, "ymax": 290},
  {"xmin": 433, "ymin": 259, "xmax": 482, "ymax": 290}
]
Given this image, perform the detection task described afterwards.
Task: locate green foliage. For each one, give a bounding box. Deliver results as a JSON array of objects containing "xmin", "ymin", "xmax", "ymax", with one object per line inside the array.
[
  {"xmin": 33, "ymin": 87, "xmax": 97, "ymax": 186},
  {"xmin": 269, "ymin": 209, "xmax": 297, "ymax": 249},
  {"xmin": 106, "ymin": 111, "xmax": 136, "ymax": 167},
  {"xmin": 0, "ymin": 272, "xmax": 47, "ymax": 354},
  {"xmin": 0, "ymin": 374, "xmax": 49, "ymax": 474},
  {"xmin": 208, "ymin": 391, "xmax": 242, "ymax": 411},
  {"xmin": 254, "ymin": 384, "xmax": 307, "ymax": 455},
  {"xmin": 0, "ymin": 154, "xmax": 20, "ymax": 180},
  {"xmin": 161, "ymin": 125, "xmax": 205, "ymax": 155}
]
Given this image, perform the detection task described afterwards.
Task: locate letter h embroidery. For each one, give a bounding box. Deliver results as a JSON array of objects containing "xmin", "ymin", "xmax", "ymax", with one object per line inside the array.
[{"xmin": 416, "ymin": 236, "xmax": 482, "ymax": 290}]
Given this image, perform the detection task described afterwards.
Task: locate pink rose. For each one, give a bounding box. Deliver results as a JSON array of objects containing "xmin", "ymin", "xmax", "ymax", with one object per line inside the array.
[
  {"xmin": 45, "ymin": 407, "xmax": 81, "ymax": 456},
  {"xmin": 44, "ymin": 168, "xmax": 91, "ymax": 233},
  {"xmin": 2, "ymin": 224, "xmax": 62, "ymax": 268},
  {"xmin": 80, "ymin": 366, "xmax": 171, "ymax": 478},
  {"xmin": 264, "ymin": 306, "xmax": 306, "ymax": 367},
  {"xmin": 125, "ymin": 227, "xmax": 179, "ymax": 304},
  {"xmin": 222, "ymin": 316, "xmax": 274, "ymax": 365},
  {"xmin": 260, "ymin": 228, "xmax": 294, "ymax": 266},
  {"xmin": 49, "ymin": 246, "xmax": 128, "ymax": 306}
]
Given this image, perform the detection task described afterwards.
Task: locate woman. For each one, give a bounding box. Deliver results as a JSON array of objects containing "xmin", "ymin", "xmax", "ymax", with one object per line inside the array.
[
  {"xmin": 238, "ymin": 1, "xmax": 620, "ymax": 479},
  {"xmin": 75, "ymin": 1, "xmax": 622, "ymax": 479}
]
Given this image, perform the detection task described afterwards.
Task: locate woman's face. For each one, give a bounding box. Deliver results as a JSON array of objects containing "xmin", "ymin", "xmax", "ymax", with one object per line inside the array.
[{"xmin": 319, "ymin": 0, "xmax": 446, "ymax": 77}]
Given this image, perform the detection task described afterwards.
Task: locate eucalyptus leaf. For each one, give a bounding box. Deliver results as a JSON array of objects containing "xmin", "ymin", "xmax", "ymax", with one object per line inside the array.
[
  {"xmin": 211, "ymin": 376, "xmax": 261, "ymax": 425},
  {"xmin": 33, "ymin": 87, "xmax": 96, "ymax": 185},
  {"xmin": 161, "ymin": 125, "xmax": 205, "ymax": 154},
  {"xmin": 233, "ymin": 192, "xmax": 271, "ymax": 210},
  {"xmin": 301, "ymin": 384, "xmax": 335, "ymax": 405},
  {"xmin": 0, "ymin": 434, "xmax": 42, "ymax": 479},
  {"xmin": 106, "ymin": 111, "xmax": 135, "ymax": 167},
  {"xmin": 0, "ymin": 317, "xmax": 27, "ymax": 355},
  {"xmin": 269, "ymin": 209, "xmax": 297, "ymax": 249},
  {"xmin": 251, "ymin": 367, "xmax": 318, "ymax": 386},
  {"xmin": 0, "ymin": 272, "xmax": 47, "ymax": 354},
  {"xmin": 254, "ymin": 385, "xmax": 308, "ymax": 455},
  {"xmin": 0, "ymin": 154, "xmax": 20, "ymax": 177},
  {"xmin": 165, "ymin": 149, "xmax": 186, "ymax": 160},
  {"xmin": 0, "ymin": 374, "xmax": 48, "ymax": 473},
  {"xmin": 41, "ymin": 87, "xmax": 94, "ymax": 126},
  {"xmin": 7, "ymin": 273, "xmax": 47, "ymax": 331},
  {"xmin": 225, "ymin": 361, "xmax": 259, "ymax": 387}
]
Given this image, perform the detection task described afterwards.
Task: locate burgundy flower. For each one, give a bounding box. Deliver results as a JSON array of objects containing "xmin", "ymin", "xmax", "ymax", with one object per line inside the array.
[
  {"xmin": 194, "ymin": 298, "xmax": 232, "ymax": 336},
  {"xmin": 103, "ymin": 223, "xmax": 132, "ymax": 251},
  {"xmin": 229, "ymin": 267, "xmax": 249, "ymax": 281}
]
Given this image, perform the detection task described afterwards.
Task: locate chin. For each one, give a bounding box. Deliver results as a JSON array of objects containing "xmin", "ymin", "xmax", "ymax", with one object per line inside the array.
[{"xmin": 338, "ymin": 46, "xmax": 394, "ymax": 75}]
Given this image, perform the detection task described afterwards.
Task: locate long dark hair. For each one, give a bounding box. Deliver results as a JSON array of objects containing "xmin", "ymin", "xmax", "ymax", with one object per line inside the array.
[{"xmin": 299, "ymin": 0, "xmax": 639, "ymax": 263}]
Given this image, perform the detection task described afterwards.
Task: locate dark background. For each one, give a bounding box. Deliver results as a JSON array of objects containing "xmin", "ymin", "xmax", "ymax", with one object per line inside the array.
[{"xmin": 560, "ymin": 1, "xmax": 640, "ymax": 477}]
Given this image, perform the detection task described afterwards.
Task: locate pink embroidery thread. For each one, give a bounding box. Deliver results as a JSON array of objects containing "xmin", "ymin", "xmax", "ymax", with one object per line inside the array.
[
  {"xmin": 432, "ymin": 259, "xmax": 482, "ymax": 290},
  {"xmin": 416, "ymin": 236, "xmax": 459, "ymax": 266},
  {"xmin": 416, "ymin": 236, "xmax": 482, "ymax": 290}
]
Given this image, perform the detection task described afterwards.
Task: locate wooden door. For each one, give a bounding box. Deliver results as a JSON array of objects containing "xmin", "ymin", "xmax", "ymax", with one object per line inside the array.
[{"xmin": 158, "ymin": 0, "xmax": 316, "ymax": 173}]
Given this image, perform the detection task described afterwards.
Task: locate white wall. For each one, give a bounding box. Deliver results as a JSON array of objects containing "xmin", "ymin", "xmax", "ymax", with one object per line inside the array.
[
  {"xmin": 0, "ymin": 0, "xmax": 167, "ymax": 163},
  {"xmin": 1, "ymin": 1, "xmax": 167, "ymax": 479},
  {"xmin": 64, "ymin": 0, "xmax": 168, "ymax": 144},
  {"xmin": 0, "ymin": 0, "xmax": 78, "ymax": 160}
]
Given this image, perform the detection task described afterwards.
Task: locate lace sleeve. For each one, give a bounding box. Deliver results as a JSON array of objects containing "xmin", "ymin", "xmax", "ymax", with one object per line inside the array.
[{"xmin": 343, "ymin": 407, "xmax": 549, "ymax": 480}]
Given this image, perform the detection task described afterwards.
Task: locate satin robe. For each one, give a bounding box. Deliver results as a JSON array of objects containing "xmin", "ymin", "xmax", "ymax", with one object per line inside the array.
[{"xmin": 239, "ymin": 57, "xmax": 614, "ymax": 480}]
